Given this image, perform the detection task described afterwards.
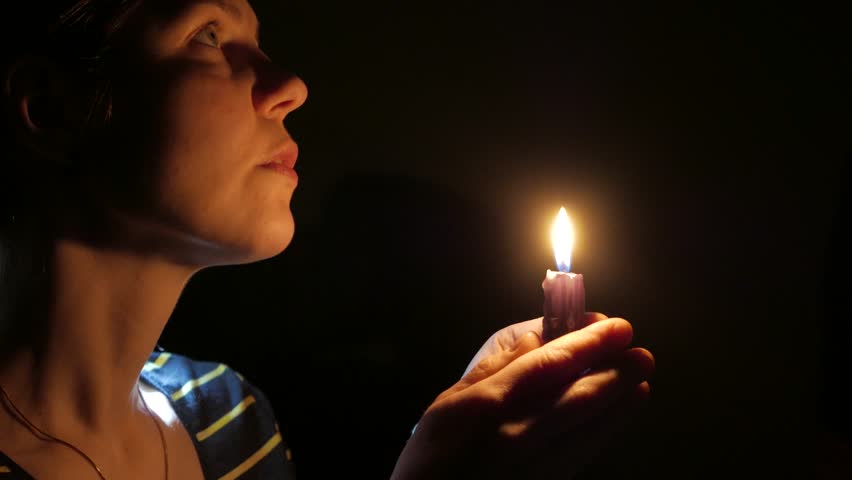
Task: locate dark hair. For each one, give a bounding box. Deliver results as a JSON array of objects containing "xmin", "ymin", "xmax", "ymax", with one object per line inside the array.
[
  {"xmin": 1, "ymin": 0, "xmax": 145, "ymax": 211},
  {"xmin": 0, "ymin": 0, "xmax": 145, "ymax": 349}
]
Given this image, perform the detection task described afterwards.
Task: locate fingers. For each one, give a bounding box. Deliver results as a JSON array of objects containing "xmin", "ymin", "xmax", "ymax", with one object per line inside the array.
[
  {"xmin": 524, "ymin": 380, "xmax": 651, "ymax": 479},
  {"xmin": 485, "ymin": 318, "xmax": 635, "ymax": 404},
  {"xmin": 525, "ymin": 347, "xmax": 653, "ymax": 438},
  {"xmin": 462, "ymin": 317, "xmax": 543, "ymax": 377},
  {"xmin": 511, "ymin": 312, "xmax": 608, "ymax": 344},
  {"xmin": 568, "ymin": 380, "xmax": 651, "ymax": 470},
  {"xmin": 496, "ymin": 318, "xmax": 545, "ymax": 351},
  {"xmin": 557, "ymin": 348, "xmax": 654, "ymax": 417},
  {"xmin": 444, "ymin": 331, "xmax": 542, "ymax": 399},
  {"xmin": 462, "ymin": 312, "xmax": 608, "ymax": 378},
  {"xmin": 495, "ymin": 347, "xmax": 653, "ymax": 460},
  {"xmin": 480, "ymin": 331, "xmax": 542, "ymax": 380},
  {"xmin": 467, "ymin": 331, "xmax": 542, "ymax": 386}
]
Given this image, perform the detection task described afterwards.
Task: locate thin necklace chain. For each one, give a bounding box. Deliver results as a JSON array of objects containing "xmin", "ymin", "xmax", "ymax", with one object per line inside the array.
[{"xmin": 0, "ymin": 382, "xmax": 169, "ymax": 480}]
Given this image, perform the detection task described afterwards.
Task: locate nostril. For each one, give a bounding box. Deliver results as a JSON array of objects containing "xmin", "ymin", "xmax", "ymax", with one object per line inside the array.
[{"xmin": 254, "ymin": 70, "xmax": 308, "ymax": 120}]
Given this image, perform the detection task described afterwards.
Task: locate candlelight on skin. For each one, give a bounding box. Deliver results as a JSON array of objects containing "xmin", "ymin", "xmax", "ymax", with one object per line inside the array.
[{"xmin": 541, "ymin": 207, "xmax": 587, "ymax": 343}]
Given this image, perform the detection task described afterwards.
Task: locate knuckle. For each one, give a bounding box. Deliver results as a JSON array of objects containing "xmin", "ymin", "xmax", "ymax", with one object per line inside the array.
[
  {"xmin": 584, "ymin": 327, "xmax": 609, "ymax": 350},
  {"xmin": 525, "ymin": 340, "xmax": 589, "ymax": 382},
  {"xmin": 461, "ymin": 382, "xmax": 508, "ymax": 414},
  {"xmin": 496, "ymin": 420, "xmax": 529, "ymax": 445},
  {"xmin": 482, "ymin": 383, "xmax": 510, "ymax": 408},
  {"xmin": 569, "ymin": 380, "xmax": 598, "ymax": 403},
  {"xmin": 537, "ymin": 344, "xmax": 573, "ymax": 372},
  {"xmin": 567, "ymin": 371, "xmax": 615, "ymax": 404},
  {"xmin": 472, "ymin": 356, "xmax": 497, "ymax": 377}
]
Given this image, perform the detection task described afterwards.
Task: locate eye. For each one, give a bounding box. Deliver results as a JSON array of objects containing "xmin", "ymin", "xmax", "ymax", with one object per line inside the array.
[{"xmin": 191, "ymin": 22, "xmax": 222, "ymax": 48}]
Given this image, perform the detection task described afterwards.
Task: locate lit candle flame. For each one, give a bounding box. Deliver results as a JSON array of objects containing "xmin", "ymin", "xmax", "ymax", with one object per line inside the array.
[{"xmin": 551, "ymin": 207, "xmax": 574, "ymax": 273}]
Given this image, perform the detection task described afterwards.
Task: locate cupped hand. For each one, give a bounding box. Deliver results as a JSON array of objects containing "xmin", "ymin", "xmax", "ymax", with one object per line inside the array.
[{"xmin": 390, "ymin": 314, "xmax": 654, "ymax": 480}]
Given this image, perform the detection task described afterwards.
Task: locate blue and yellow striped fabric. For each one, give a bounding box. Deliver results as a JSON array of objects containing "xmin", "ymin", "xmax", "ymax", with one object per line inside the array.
[{"xmin": 0, "ymin": 350, "xmax": 297, "ymax": 479}]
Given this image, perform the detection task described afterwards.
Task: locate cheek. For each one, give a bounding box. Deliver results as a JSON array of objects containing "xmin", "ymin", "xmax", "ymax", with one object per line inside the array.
[
  {"xmin": 159, "ymin": 79, "xmax": 253, "ymax": 195},
  {"xmin": 99, "ymin": 65, "xmax": 250, "ymax": 198},
  {"xmin": 102, "ymin": 65, "xmax": 295, "ymax": 261},
  {"xmin": 156, "ymin": 78, "xmax": 274, "ymax": 239}
]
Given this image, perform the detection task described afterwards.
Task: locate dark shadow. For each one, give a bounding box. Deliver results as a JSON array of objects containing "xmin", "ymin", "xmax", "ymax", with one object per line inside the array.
[
  {"xmin": 163, "ymin": 172, "xmax": 528, "ymax": 479},
  {"xmin": 817, "ymin": 155, "xmax": 852, "ymax": 478}
]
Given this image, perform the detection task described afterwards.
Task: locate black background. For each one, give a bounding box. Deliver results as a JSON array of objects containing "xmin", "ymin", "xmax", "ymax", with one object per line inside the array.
[{"xmin": 160, "ymin": 1, "xmax": 850, "ymax": 478}]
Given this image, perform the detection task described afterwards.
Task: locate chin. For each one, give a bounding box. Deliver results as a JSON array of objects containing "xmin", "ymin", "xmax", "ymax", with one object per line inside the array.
[
  {"xmin": 241, "ymin": 216, "xmax": 296, "ymax": 264},
  {"xmin": 189, "ymin": 207, "xmax": 296, "ymax": 266}
]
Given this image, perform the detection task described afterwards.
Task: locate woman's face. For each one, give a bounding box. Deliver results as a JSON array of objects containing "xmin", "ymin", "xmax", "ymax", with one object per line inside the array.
[{"xmin": 84, "ymin": 0, "xmax": 307, "ymax": 266}]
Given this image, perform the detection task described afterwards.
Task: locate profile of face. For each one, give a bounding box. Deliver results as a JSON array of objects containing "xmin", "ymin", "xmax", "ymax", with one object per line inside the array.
[{"xmin": 17, "ymin": 0, "xmax": 308, "ymax": 267}]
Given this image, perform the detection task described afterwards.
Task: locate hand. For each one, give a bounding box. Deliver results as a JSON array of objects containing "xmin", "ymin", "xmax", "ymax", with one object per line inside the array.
[{"xmin": 390, "ymin": 314, "xmax": 654, "ymax": 480}]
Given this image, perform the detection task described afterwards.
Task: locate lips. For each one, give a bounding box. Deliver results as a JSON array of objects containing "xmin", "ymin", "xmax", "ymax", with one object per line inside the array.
[
  {"xmin": 260, "ymin": 143, "xmax": 299, "ymax": 169},
  {"xmin": 260, "ymin": 162, "xmax": 298, "ymax": 182}
]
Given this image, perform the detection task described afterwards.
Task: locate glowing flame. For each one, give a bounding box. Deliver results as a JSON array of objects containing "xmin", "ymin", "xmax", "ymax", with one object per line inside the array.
[{"xmin": 551, "ymin": 207, "xmax": 574, "ymax": 272}]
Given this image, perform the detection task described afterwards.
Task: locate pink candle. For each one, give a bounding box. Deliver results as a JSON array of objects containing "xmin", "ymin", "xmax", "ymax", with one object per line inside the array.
[{"xmin": 541, "ymin": 208, "xmax": 587, "ymax": 343}]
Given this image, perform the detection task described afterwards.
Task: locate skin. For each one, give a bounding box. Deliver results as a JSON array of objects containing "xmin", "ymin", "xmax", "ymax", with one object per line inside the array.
[
  {"xmin": 391, "ymin": 314, "xmax": 654, "ymax": 479},
  {"xmin": 0, "ymin": 0, "xmax": 305, "ymax": 478},
  {"xmin": 0, "ymin": 0, "xmax": 654, "ymax": 478}
]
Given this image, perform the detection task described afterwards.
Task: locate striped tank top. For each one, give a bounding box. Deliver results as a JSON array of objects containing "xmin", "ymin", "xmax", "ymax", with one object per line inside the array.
[{"xmin": 0, "ymin": 349, "xmax": 297, "ymax": 479}]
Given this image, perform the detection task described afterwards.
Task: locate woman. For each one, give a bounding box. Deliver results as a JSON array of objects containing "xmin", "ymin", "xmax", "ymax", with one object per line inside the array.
[{"xmin": 0, "ymin": 1, "xmax": 654, "ymax": 479}]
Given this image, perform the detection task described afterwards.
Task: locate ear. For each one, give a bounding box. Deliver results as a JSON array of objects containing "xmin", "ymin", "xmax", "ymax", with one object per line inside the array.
[{"xmin": 3, "ymin": 56, "xmax": 84, "ymax": 164}]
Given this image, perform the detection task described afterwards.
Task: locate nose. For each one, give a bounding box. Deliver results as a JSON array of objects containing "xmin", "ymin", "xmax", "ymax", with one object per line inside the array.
[{"xmin": 253, "ymin": 62, "xmax": 308, "ymax": 122}]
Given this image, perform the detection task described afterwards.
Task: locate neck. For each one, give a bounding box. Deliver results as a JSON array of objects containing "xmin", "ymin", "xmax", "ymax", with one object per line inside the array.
[{"xmin": 0, "ymin": 235, "xmax": 197, "ymax": 436}]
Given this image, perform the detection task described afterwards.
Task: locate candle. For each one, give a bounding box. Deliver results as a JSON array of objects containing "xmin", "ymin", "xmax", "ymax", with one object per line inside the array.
[{"xmin": 541, "ymin": 207, "xmax": 587, "ymax": 343}]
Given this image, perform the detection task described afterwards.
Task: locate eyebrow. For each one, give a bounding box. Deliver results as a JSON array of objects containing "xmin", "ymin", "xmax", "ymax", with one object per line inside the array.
[{"xmin": 194, "ymin": 0, "xmax": 261, "ymax": 43}]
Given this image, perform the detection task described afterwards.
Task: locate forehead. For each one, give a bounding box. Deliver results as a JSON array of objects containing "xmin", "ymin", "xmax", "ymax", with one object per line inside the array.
[
  {"xmin": 148, "ymin": 0, "xmax": 260, "ymax": 35},
  {"xmin": 197, "ymin": 0, "xmax": 259, "ymax": 27}
]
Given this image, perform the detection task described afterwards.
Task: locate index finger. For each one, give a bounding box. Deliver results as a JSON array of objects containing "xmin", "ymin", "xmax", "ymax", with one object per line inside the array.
[
  {"xmin": 585, "ymin": 312, "xmax": 608, "ymax": 325},
  {"xmin": 484, "ymin": 317, "xmax": 634, "ymax": 403},
  {"xmin": 463, "ymin": 312, "xmax": 610, "ymax": 377}
]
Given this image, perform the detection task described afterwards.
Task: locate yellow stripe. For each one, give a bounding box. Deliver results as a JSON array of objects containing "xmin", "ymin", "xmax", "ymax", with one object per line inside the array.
[
  {"xmin": 217, "ymin": 432, "xmax": 282, "ymax": 480},
  {"xmin": 0, "ymin": 466, "xmax": 11, "ymax": 473},
  {"xmin": 171, "ymin": 364, "xmax": 227, "ymax": 401},
  {"xmin": 195, "ymin": 395, "xmax": 257, "ymax": 442},
  {"xmin": 142, "ymin": 352, "xmax": 172, "ymax": 372}
]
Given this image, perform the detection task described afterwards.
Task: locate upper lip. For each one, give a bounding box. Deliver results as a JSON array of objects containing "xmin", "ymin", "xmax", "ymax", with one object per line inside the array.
[{"xmin": 261, "ymin": 142, "xmax": 299, "ymax": 168}]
